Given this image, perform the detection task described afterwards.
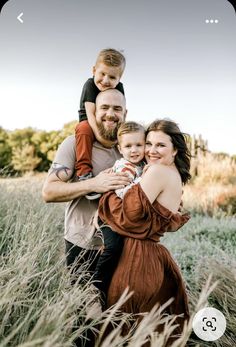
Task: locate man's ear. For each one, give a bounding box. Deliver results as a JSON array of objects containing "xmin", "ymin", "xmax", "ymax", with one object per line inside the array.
[
  {"xmin": 124, "ymin": 109, "xmax": 128, "ymax": 121},
  {"xmin": 92, "ymin": 66, "xmax": 96, "ymax": 76}
]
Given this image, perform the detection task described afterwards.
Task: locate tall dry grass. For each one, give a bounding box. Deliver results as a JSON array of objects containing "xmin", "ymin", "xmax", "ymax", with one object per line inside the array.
[
  {"xmin": 190, "ymin": 154, "xmax": 236, "ymax": 185},
  {"xmin": 184, "ymin": 154, "xmax": 236, "ymax": 216},
  {"xmin": 0, "ymin": 172, "xmax": 235, "ymax": 346}
]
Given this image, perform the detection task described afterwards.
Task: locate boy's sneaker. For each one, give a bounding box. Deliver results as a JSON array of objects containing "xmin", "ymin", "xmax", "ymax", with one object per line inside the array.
[
  {"xmin": 78, "ymin": 172, "xmax": 93, "ymax": 181},
  {"xmin": 85, "ymin": 192, "xmax": 102, "ymax": 200},
  {"xmin": 78, "ymin": 172, "xmax": 101, "ymax": 200}
]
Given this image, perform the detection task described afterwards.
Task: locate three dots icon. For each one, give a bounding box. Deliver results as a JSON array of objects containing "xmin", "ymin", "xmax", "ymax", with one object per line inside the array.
[{"xmin": 205, "ymin": 19, "xmax": 219, "ymax": 24}]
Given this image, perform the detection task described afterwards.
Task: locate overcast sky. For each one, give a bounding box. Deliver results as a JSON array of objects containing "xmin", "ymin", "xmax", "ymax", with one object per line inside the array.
[{"xmin": 0, "ymin": 0, "xmax": 235, "ymax": 154}]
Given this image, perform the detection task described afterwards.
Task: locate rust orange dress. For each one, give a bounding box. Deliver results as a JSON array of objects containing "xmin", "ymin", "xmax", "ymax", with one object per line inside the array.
[{"xmin": 98, "ymin": 183, "xmax": 190, "ymax": 341}]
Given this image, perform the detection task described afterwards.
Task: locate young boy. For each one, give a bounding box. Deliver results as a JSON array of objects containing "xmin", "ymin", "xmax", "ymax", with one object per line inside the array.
[
  {"xmin": 75, "ymin": 48, "xmax": 126, "ymax": 200},
  {"xmin": 93, "ymin": 121, "xmax": 146, "ymax": 304}
]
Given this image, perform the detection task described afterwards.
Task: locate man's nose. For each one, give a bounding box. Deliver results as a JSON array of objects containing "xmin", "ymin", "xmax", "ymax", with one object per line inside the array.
[{"xmin": 106, "ymin": 108, "xmax": 115, "ymax": 117}]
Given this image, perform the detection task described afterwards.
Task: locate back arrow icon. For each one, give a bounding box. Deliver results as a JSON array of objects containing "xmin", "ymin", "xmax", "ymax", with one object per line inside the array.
[{"xmin": 17, "ymin": 12, "xmax": 23, "ymax": 23}]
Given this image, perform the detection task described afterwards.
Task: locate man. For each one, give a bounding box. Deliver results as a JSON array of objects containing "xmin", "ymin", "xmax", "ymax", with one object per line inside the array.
[{"xmin": 42, "ymin": 89, "xmax": 130, "ymax": 280}]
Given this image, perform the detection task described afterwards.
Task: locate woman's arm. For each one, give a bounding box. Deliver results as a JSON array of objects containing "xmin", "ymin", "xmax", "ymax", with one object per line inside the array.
[
  {"xmin": 98, "ymin": 164, "xmax": 188, "ymax": 239},
  {"xmin": 139, "ymin": 164, "xmax": 167, "ymax": 204}
]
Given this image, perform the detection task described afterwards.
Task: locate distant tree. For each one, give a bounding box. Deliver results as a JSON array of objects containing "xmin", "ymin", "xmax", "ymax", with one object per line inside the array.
[
  {"xmin": 0, "ymin": 127, "xmax": 12, "ymax": 169},
  {"xmin": 213, "ymin": 152, "xmax": 230, "ymax": 159},
  {"xmin": 0, "ymin": 121, "xmax": 79, "ymax": 175},
  {"xmin": 7, "ymin": 128, "xmax": 36, "ymax": 148},
  {"xmin": 11, "ymin": 144, "xmax": 41, "ymax": 173},
  {"xmin": 31, "ymin": 130, "xmax": 62, "ymax": 171},
  {"xmin": 61, "ymin": 120, "xmax": 77, "ymax": 139},
  {"xmin": 7, "ymin": 128, "xmax": 42, "ymax": 174},
  {"xmin": 34, "ymin": 121, "xmax": 77, "ymax": 171},
  {"xmin": 231, "ymin": 155, "xmax": 236, "ymax": 163}
]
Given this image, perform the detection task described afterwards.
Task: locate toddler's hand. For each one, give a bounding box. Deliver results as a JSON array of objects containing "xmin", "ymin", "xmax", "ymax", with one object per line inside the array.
[{"xmin": 142, "ymin": 164, "xmax": 151, "ymax": 176}]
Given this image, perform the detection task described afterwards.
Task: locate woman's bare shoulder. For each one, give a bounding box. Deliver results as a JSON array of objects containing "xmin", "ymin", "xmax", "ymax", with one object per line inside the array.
[
  {"xmin": 146, "ymin": 163, "xmax": 175, "ymax": 175},
  {"xmin": 145, "ymin": 163, "xmax": 181, "ymax": 184}
]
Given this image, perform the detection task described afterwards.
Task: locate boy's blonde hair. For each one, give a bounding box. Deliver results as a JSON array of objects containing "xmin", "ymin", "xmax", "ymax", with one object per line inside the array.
[
  {"xmin": 117, "ymin": 121, "xmax": 146, "ymax": 144},
  {"xmin": 96, "ymin": 48, "xmax": 126, "ymax": 72}
]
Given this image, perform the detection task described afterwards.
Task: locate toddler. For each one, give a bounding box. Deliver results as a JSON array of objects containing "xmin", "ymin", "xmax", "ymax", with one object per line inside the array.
[
  {"xmin": 93, "ymin": 121, "xmax": 146, "ymax": 302},
  {"xmin": 113, "ymin": 121, "xmax": 146, "ymax": 198}
]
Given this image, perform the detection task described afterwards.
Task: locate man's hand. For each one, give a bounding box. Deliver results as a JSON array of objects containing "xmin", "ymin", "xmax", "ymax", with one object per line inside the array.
[
  {"xmin": 100, "ymin": 167, "xmax": 113, "ymax": 174},
  {"xmin": 42, "ymin": 165, "xmax": 131, "ymax": 203},
  {"xmin": 91, "ymin": 171, "xmax": 131, "ymax": 193}
]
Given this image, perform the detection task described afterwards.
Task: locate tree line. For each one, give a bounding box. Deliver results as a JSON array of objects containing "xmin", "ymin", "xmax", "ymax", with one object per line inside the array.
[
  {"xmin": 0, "ymin": 121, "xmax": 77, "ymax": 176},
  {"xmin": 0, "ymin": 122, "xmax": 234, "ymax": 177}
]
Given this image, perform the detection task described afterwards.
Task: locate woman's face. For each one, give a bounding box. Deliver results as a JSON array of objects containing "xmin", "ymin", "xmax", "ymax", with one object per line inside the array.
[{"xmin": 145, "ymin": 130, "xmax": 177, "ymax": 165}]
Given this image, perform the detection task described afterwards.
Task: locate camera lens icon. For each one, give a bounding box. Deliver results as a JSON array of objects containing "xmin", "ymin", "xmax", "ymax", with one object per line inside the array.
[
  {"xmin": 202, "ymin": 316, "xmax": 216, "ymax": 331},
  {"xmin": 192, "ymin": 307, "xmax": 226, "ymax": 341}
]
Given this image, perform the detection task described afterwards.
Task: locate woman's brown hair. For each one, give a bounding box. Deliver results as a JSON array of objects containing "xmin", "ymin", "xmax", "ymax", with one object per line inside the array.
[{"xmin": 146, "ymin": 119, "xmax": 191, "ymax": 184}]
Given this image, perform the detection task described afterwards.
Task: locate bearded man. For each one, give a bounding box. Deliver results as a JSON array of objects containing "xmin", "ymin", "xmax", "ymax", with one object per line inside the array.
[{"xmin": 42, "ymin": 89, "xmax": 129, "ymax": 281}]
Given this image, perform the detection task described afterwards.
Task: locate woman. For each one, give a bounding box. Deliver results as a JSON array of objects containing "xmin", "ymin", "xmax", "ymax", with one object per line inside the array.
[{"xmin": 98, "ymin": 119, "xmax": 191, "ymax": 344}]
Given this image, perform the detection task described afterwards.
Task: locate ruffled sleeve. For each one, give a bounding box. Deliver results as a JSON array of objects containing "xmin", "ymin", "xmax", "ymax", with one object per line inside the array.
[{"xmin": 98, "ymin": 184, "xmax": 190, "ymax": 241}]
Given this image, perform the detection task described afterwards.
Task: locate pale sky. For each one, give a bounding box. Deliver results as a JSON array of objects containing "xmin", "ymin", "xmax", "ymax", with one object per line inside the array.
[{"xmin": 0, "ymin": 0, "xmax": 235, "ymax": 155}]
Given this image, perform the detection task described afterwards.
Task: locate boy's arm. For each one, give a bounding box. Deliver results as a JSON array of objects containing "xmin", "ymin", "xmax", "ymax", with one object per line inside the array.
[{"xmin": 85, "ymin": 102, "xmax": 116, "ymax": 148}]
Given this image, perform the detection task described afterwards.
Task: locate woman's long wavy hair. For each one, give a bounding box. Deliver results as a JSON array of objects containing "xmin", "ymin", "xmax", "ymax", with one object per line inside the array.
[{"xmin": 146, "ymin": 119, "xmax": 192, "ymax": 184}]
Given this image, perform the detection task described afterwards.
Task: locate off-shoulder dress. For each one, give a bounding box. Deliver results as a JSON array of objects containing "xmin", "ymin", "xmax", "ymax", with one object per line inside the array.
[{"xmin": 98, "ymin": 183, "xmax": 190, "ymax": 339}]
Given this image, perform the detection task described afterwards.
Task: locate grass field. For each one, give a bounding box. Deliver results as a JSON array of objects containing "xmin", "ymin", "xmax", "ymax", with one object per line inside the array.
[{"xmin": 0, "ymin": 166, "xmax": 235, "ymax": 347}]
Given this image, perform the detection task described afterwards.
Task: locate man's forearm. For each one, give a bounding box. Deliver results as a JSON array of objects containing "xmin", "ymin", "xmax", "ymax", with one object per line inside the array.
[
  {"xmin": 42, "ymin": 163, "xmax": 97, "ymax": 202},
  {"xmin": 42, "ymin": 164, "xmax": 132, "ymax": 203},
  {"xmin": 42, "ymin": 179, "xmax": 95, "ymax": 202}
]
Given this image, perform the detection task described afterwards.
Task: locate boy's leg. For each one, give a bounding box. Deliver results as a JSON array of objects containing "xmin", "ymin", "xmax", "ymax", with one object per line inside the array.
[
  {"xmin": 75, "ymin": 121, "xmax": 101, "ymax": 200},
  {"xmin": 75, "ymin": 121, "xmax": 95, "ymax": 178},
  {"xmin": 93, "ymin": 222, "xmax": 124, "ymax": 302}
]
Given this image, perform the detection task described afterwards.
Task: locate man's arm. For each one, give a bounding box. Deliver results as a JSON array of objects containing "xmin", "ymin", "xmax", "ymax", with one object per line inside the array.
[{"xmin": 42, "ymin": 162, "xmax": 131, "ymax": 203}]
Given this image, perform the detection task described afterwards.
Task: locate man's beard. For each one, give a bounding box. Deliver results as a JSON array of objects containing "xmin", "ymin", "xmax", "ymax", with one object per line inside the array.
[{"xmin": 97, "ymin": 120, "xmax": 122, "ymax": 141}]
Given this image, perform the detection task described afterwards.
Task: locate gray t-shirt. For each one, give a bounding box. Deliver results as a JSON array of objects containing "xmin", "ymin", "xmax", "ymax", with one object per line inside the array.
[{"xmin": 53, "ymin": 135, "xmax": 121, "ymax": 249}]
